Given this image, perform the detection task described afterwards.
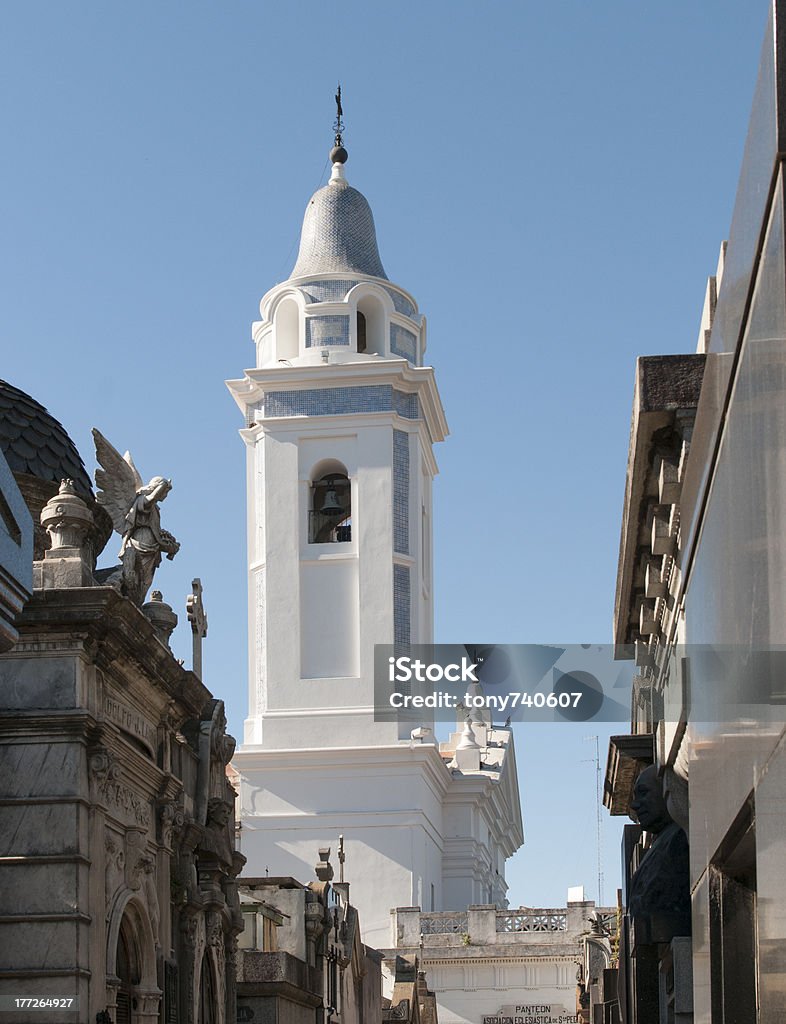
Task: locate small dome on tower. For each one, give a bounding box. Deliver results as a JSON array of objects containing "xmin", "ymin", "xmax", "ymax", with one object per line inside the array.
[{"xmin": 290, "ymin": 161, "xmax": 387, "ymax": 281}]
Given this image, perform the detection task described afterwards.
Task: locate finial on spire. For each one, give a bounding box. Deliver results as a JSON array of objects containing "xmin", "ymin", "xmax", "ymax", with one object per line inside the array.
[{"xmin": 330, "ymin": 83, "xmax": 348, "ymax": 165}]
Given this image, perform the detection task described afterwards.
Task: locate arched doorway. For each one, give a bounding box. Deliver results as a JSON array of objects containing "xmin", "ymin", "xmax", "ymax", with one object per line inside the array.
[
  {"xmin": 198, "ymin": 952, "xmax": 217, "ymax": 1024},
  {"xmin": 107, "ymin": 895, "xmax": 161, "ymax": 1024},
  {"xmin": 115, "ymin": 918, "xmax": 140, "ymax": 1024}
]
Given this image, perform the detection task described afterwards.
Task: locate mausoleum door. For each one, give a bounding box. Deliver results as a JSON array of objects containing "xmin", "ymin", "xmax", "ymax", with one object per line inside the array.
[
  {"xmin": 198, "ymin": 953, "xmax": 217, "ymax": 1024},
  {"xmin": 116, "ymin": 925, "xmax": 136, "ymax": 1024}
]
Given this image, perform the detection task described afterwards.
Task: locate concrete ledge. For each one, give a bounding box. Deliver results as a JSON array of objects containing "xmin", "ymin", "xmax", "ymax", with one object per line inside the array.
[
  {"xmin": 238, "ymin": 950, "xmax": 322, "ymax": 1005},
  {"xmin": 603, "ymin": 734, "xmax": 654, "ymax": 815}
]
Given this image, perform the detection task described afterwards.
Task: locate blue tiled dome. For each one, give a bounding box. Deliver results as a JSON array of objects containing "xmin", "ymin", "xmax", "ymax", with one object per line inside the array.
[
  {"xmin": 290, "ymin": 176, "xmax": 387, "ymax": 280},
  {"xmin": 0, "ymin": 379, "xmax": 112, "ymax": 561},
  {"xmin": 0, "ymin": 380, "xmax": 92, "ymax": 498}
]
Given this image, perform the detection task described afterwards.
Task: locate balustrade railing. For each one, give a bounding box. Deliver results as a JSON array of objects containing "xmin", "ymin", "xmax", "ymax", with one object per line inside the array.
[
  {"xmin": 495, "ymin": 910, "xmax": 568, "ymax": 932},
  {"xmin": 419, "ymin": 912, "xmax": 469, "ymax": 934}
]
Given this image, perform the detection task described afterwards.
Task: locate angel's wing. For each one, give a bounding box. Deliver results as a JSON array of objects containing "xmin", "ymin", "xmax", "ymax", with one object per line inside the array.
[
  {"xmin": 92, "ymin": 428, "xmax": 143, "ymax": 534},
  {"xmin": 123, "ymin": 450, "xmax": 143, "ymax": 489}
]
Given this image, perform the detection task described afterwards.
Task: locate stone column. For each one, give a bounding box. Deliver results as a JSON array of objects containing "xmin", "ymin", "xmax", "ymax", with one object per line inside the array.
[{"xmin": 467, "ymin": 905, "xmax": 496, "ymax": 945}]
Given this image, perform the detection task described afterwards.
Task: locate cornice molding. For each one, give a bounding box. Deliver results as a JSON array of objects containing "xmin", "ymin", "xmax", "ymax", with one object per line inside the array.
[{"xmin": 11, "ymin": 588, "xmax": 211, "ymax": 716}]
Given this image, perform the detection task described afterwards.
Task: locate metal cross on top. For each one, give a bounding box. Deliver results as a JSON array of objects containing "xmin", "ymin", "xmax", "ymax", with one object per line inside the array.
[
  {"xmin": 186, "ymin": 577, "xmax": 208, "ymax": 679},
  {"xmin": 334, "ymin": 83, "xmax": 344, "ymax": 147}
]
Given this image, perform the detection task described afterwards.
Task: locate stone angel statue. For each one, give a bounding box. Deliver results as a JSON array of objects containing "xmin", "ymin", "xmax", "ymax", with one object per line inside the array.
[{"xmin": 92, "ymin": 428, "xmax": 180, "ymax": 605}]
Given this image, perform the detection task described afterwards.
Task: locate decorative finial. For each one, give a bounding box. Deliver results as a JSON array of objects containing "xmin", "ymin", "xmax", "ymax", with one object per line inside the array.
[{"xmin": 330, "ymin": 83, "xmax": 348, "ymax": 165}]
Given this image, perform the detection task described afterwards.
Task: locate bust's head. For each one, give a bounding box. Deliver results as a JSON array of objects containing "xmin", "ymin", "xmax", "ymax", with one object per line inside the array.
[
  {"xmin": 207, "ymin": 798, "xmax": 232, "ymax": 829},
  {"xmin": 631, "ymin": 765, "xmax": 673, "ymax": 834}
]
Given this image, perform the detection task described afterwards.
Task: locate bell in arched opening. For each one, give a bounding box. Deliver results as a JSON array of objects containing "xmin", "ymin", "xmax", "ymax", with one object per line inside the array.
[
  {"xmin": 309, "ymin": 473, "xmax": 351, "ymax": 543},
  {"xmin": 320, "ymin": 482, "xmax": 344, "ymax": 516}
]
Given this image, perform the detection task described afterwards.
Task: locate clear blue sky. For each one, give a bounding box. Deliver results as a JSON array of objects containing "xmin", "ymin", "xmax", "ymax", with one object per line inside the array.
[{"xmin": 0, "ymin": 2, "xmax": 767, "ymax": 907}]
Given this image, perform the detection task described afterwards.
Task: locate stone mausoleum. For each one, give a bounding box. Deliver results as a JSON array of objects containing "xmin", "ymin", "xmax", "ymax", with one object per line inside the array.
[{"xmin": 0, "ymin": 380, "xmax": 244, "ymax": 1024}]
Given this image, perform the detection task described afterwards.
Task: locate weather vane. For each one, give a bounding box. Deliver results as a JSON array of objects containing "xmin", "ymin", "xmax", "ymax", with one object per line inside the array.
[{"xmin": 333, "ymin": 83, "xmax": 344, "ymax": 148}]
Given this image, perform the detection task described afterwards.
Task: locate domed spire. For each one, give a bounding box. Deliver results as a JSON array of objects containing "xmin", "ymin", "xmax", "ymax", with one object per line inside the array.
[{"xmin": 289, "ymin": 88, "xmax": 387, "ymax": 281}]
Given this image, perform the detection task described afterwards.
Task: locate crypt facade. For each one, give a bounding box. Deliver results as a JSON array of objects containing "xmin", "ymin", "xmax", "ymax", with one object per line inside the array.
[{"xmin": 0, "ymin": 380, "xmax": 244, "ymax": 1024}]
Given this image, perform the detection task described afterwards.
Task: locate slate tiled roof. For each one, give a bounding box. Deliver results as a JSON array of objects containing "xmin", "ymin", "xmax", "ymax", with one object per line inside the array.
[
  {"xmin": 0, "ymin": 380, "xmax": 93, "ymax": 499},
  {"xmin": 290, "ymin": 177, "xmax": 388, "ymax": 280}
]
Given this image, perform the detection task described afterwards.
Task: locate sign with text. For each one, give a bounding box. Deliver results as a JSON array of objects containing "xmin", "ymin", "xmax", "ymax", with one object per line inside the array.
[{"xmin": 482, "ymin": 1006, "xmax": 578, "ymax": 1024}]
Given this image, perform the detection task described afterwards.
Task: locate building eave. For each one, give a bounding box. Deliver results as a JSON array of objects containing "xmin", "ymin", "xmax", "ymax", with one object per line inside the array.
[
  {"xmin": 226, "ymin": 361, "xmax": 449, "ymax": 445},
  {"xmin": 613, "ymin": 354, "xmax": 705, "ymax": 655},
  {"xmin": 603, "ymin": 732, "xmax": 654, "ymax": 816}
]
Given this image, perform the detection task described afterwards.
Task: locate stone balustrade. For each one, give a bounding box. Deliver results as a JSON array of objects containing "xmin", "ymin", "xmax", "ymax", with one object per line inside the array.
[{"xmin": 391, "ymin": 902, "xmax": 617, "ymax": 949}]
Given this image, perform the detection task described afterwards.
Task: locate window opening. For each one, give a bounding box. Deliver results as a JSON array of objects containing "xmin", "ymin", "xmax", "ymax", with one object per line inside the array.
[{"xmin": 357, "ymin": 311, "xmax": 367, "ymax": 353}]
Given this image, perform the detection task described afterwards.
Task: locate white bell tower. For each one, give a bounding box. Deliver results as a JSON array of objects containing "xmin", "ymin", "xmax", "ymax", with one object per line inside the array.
[
  {"xmin": 228, "ymin": 146, "xmax": 447, "ymax": 750},
  {"xmin": 229, "ymin": 127, "xmax": 522, "ymax": 950}
]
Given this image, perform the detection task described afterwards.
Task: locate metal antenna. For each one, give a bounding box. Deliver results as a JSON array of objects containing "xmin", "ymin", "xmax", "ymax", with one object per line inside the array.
[
  {"xmin": 583, "ymin": 735, "xmax": 604, "ymax": 904},
  {"xmin": 333, "ymin": 83, "xmax": 344, "ymax": 147}
]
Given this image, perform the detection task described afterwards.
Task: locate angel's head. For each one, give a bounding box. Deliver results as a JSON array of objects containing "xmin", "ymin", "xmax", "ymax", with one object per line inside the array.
[{"xmin": 140, "ymin": 476, "xmax": 172, "ymax": 502}]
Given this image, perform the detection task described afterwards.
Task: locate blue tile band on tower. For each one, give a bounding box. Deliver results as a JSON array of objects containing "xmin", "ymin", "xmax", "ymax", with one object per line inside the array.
[
  {"xmin": 263, "ymin": 386, "xmax": 420, "ymax": 419},
  {"xmin": 393, "ymin": 564, "xmax": 411, "ymax": 654},
  {"xmin": 385, "ymin": 288, "xmax": 418, "ymax": 319},
  {"xmin": 305, "ymin": 315, "xmax": 350, "ymax": 347},
  {"xmin": 392, "ymin": 391, "xmax": 419, "ymax": 420},
  {"xmin": 391, "ymin": 324, "xmax": 418, "ymax": 363},
  {"xmin": 300, "ymin": 279, "xmax": 359, "ymax": 303},
  {"xmin": 393, "ymin": 430, "xmax": 410, "ymax": 554}
]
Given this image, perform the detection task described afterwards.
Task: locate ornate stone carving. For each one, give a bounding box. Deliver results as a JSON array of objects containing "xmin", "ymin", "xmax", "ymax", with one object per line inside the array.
[
  {"xmin": 100, "ymin": 778, "xmax": 152, "ymax": 828},
  {"xmin": 206, "ymin": 914, "xmax": 227, "ymax": 1024},
  {"xmin": 142, "ymin": 590, "xmax": 178, "ymax": 649},
  {"xmin": 93, "ymin": 428, "xmax": 180, "ymax": 605},
  {"xmin": 127, "ymin": 851, "xmax": 161, "ymax": 946},
  {"xmin": 179, "ymin": 912, "xmax": 205, "ymax": 1024},
  {"xmin": 37, "ymin": 480, "xmax": 95, "ymax": 588},
  {"xmin": 305, "ymin": 899, "xmax": 326, "ymax": 944},
  {"xmin": 143, "ymin": 856, "xmax": 161, "ymax": 946},
  {"xmin": 198, "ymin": 799, "xmax": 233, "ymax": 865},
  {"xmin": 126, "ymin": 829, "xmax": 148, "ymax": 889},
  {"xmin": 159, "ymin": 799, "xmax": 185, "ymax": 847},
  {"xmin": 207, "ymin": 913, "xmax": 225, "ymax": 955},
  {"xmin": 209, "ymin": 705, "xmax": 235, "ymax": 769},
  {"xmin": 182, "ymin": 700, "xmax": 237, "ymax": 866},
  {"xmin": 92, "ymin": 748, "xmax": 151, "ymax": 826},
  {"xmin": 103, "ymin": 694, "xmax": 156, "ymax": 755},
  {"xmin": 40, "ymin": 479, "xmax": 92, "ymax": 549},
  {"xmin": 157, "ymin": 698, "xmax": 185, "ymax": 737},
  {"xmin": 90, "ymin": 747, "xmax": 120, "ymax": 789},
  {"xmin": 134, "ymin": 990, "xmax": 162, "ymax": 1021},
  {"xmin": 384, "ymin": 1000, "xmax": 411, "ymax": 1020},
  {"xmin": 180, "ymin": 912, "xmax": 200, "ymax": 951},
  {"xmin": 105, "ymin": 830, "xmax": 126, "ymax": 905}
]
